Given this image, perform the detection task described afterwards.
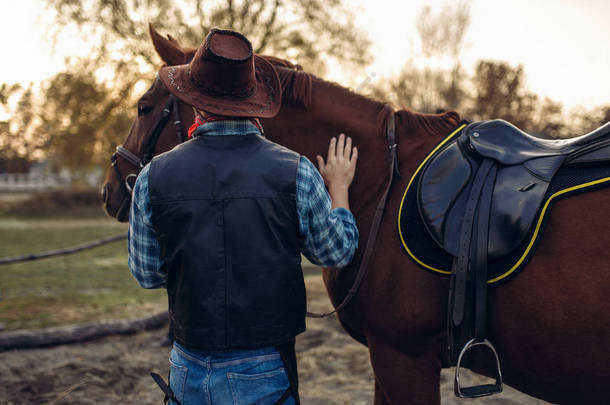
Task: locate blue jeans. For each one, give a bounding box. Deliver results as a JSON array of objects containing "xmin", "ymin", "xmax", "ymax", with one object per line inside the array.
[{"xmin": 168, "ymin": 342, "xmax": 295, "ymax": 405}]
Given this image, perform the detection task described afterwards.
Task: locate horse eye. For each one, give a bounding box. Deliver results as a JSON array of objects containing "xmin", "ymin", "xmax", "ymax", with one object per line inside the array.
[{"xmin": 137, "ymin": 104, "xmax": 152, "ymax": 116}]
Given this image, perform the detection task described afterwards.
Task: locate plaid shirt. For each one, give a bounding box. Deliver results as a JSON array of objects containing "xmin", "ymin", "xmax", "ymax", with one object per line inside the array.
[{"xmin": 128, "ymin": 119, "xmax": 359, "ymax": 288}]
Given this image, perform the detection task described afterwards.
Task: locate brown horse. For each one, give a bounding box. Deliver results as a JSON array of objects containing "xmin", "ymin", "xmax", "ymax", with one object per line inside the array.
[{"xmin": 101, "ymin": 27, "xmax": 610, "ymax": 405}]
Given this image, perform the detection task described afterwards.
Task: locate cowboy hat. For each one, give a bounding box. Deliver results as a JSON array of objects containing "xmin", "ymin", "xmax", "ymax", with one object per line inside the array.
[{"xmin": 159, "ymin": 29, "xmax": 281, "ymax": 118}]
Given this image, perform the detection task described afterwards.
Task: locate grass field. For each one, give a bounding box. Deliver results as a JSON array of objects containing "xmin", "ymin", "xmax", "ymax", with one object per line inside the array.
[
  {"xmin": 0, "ymin": 197, "xmax": 320, "ymax": 331},
  {"xmin": 0, "ymin": 204, "xmax": 166, "ymax": 330}
]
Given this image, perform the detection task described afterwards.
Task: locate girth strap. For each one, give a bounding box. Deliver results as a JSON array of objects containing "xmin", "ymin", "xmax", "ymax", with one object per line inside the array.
[
  {"xmin": 474, "ymin": 163, "xmax": 496, "ymax": 339},
  {"xmin": 446, "ymin": 154, "xmax": 504, "ymax": 397},
  {"xmin": 448, "ymin": 158, "xmax": 497, "ymax": 362},
  {"xmin": 451, "ymin": 159, "xmax": 494, "ymax": 326}
]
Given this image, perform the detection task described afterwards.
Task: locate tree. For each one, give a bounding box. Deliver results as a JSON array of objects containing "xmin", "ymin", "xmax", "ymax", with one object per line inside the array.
[
  {"xmin": 0, "ymin": 0, "xmax": 371, "ymax": 173},
  {"xmin": 38, "ymin": 69, "xmax": 134, "ymax": 171},
  {"xmin": 370, "ymin": 62, "xmax": 452, "ymax": 113},
  {"xmin": 45, "ymin": 0, "xmax": 371, "ymax": 76},
  {"xmin": 372, "ymin": 1, "xmax": 471, "ymax": 113},
  {"xmin": 465, "ymin": 60, "xmax": 582, "ymax": 139},
  {"xmin": 465, "ymin": 60, "xmax": 538, "ymax": 129},
  {"xmin": 572, "ymin": 105, "xmax": 610, "ymax": 135},
  {"xmin": 530, "ymin": 97, "xmax": 568, "ymax": 138},
  {"xmin": 1, "ymin": 66, "xmax": 133, "ymax": 173},
  {"xmin": 416, "ymin": 1, "xmax": 470, "ymax": 110},
  {"xmin": 0, "ymin": 84, "xmax": 46, "ymax": 173}
]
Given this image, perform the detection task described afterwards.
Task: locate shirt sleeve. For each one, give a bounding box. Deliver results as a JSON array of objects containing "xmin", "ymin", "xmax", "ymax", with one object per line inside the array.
[
  {"xmin": 296, "ymin": 156, "xmax": 359, "ymax": 268},
  {"xmin": 127, "ymin": 164, "xmax": 166, "ymax": 289}
]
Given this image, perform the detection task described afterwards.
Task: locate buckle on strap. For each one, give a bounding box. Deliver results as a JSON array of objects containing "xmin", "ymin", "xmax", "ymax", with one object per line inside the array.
[{"xmin": 454, "ymin": 339, "xmax": 503, "ymax": 398}]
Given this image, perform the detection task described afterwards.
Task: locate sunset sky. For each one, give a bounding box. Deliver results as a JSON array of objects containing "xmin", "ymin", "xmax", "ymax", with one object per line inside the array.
[{"xmin": 1, "ymin": 0, "xmax": 608, "ymax": 110}]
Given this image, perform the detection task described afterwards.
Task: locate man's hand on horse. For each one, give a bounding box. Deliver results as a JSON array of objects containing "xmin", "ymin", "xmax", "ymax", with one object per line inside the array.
[{"xmin": 316, "ymin": 133, "xmax": 358, "ymax": 209}]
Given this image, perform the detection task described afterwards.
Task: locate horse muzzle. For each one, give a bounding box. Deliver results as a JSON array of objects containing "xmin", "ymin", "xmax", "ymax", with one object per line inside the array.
[{"xmin": 101, "ymin": 183, "xmax": 131, "ymax": 222}]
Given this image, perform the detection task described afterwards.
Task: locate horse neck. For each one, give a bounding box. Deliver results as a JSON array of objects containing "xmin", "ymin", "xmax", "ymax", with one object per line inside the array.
[
  {"xmin": 264, "ymin": 78, "xmax": 392, "ymax": 216},
  {"xmin": 262, "ymin": 76, "xmax": 462, "ymax": 312}
]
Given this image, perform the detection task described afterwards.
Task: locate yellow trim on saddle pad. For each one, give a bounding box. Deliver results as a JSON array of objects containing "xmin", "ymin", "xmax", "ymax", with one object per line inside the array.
[{"xmin": 397, "ymin": 124, "xmax": 610, "ymax": 284}]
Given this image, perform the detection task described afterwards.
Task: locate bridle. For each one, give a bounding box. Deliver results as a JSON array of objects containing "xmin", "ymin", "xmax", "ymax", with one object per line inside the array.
[{"xmin": 111, "ymin": 93, "xmax": 186, "ymax": 196}]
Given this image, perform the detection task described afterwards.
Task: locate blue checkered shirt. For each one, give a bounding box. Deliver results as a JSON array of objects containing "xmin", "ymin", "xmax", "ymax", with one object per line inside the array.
[{"xmin": 128, "ymin": 119, "xmax": 359, "ymax": 288}]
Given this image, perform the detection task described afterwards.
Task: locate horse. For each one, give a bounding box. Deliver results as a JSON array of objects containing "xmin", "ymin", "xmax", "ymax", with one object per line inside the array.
[{"xmin": 101, "ymin": 26, "xmax": 610, "ymax": 405}]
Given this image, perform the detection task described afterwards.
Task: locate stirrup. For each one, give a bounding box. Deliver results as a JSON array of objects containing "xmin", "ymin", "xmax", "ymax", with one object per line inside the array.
[{"xmin": 454, "ymin": 338, "xmax": 503, "ymax": 398}]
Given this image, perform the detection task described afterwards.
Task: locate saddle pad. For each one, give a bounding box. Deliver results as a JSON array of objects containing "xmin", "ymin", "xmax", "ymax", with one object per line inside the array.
[{"xmin": 398, "ymin": 122, "xmax": 610, "ymax": 284}]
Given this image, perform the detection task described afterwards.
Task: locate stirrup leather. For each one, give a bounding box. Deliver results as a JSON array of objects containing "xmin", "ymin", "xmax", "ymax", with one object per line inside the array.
[{"xmin": 454, "ymin": 339, "xmax": 503, "ymax": 398}]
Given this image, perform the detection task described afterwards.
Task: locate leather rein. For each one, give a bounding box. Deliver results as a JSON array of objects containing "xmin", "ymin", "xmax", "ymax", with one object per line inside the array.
[
  {"xmin": 112, "ymin": 94, "xmax": 399, "ymax": 319},
  {"xmin": 307, "ymin": 110, "xmax": 399, "ymax": 318}
]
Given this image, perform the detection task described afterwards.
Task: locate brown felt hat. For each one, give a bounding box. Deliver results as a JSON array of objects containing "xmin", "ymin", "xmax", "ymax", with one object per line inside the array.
[{"xmin": 159, "ymin": 29, "xmax": 281, "ymax": 118}]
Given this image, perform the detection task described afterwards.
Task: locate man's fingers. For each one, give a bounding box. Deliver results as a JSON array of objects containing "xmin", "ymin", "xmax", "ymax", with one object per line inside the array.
[
  {"xmin": 328, "ymin": 137, "xmax": 336, "ymax": 162},
  {"xmin": 350, "ymin": 147, "xmax": 358, "ymax": 169},
  {"xmin": 336, "ymin": 133, "xmax": 345, "ymax": 159},
  {"xmin": 316, "ymin": 155, "xmax": 325, "ymax": 172},
  {"xmin": 344, "ymin": 137, "xmax": 352, "ymax": 160}
]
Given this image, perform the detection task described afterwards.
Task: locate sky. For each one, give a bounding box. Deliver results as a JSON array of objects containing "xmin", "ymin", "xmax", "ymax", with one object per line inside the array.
[{"xmin": 1, "ymin": 0, "xmax": 608, "ymax": 110}]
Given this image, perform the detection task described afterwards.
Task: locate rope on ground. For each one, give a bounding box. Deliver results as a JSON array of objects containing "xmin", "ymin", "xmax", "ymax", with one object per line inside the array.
[
  {"xmin": 0, "ymin": 311, "xmax": 168, "ymax": 350},
  {"xmin": 0, "ymin": 232, "xmax": 128, "ymax": 265}
]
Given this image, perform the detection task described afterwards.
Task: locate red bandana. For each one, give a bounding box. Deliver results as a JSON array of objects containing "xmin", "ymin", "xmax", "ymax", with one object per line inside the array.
[{"xmin": 187, "ymin": 115, "xmax": 263, "ymax": 139}]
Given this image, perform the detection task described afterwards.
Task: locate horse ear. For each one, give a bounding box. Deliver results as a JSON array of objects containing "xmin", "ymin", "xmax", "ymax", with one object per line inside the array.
[
  {"xmin": 149, "ymin": 23, "xmax": 188, "ymax": 65},
  {"xmin": 167, "ymin": 34, "xmax": 179, "ymax": 46}
]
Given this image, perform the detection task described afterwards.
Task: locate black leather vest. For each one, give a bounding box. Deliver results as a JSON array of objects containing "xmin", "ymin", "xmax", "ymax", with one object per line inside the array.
[{"xmin": 148, "ymin": 134, "xmax": 305, "ymax": 351}]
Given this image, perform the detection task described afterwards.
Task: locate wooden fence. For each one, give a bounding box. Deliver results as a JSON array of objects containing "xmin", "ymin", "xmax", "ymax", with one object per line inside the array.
[{"xmin": 0, "ymin": 173, "xmax": 68, "ymax": 192}]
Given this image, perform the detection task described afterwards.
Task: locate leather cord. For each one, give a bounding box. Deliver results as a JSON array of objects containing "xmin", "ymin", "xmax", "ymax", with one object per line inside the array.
[
  {"xmin": 307, "ymin": 110, "xmax": 398, "ymax": 318},
  {"xmin": 141, "ymin": 95, "xmax": 176, "ymax": 166},
  {"xmin": 150, "ymin": 372, "xmax": 181, "ymax": 405}
]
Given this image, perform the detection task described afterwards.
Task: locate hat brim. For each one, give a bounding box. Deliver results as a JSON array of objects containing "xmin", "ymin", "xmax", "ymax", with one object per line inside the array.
[{"xmin": 159, "ymin": 55, "xmax": 281, "ymax": 118}]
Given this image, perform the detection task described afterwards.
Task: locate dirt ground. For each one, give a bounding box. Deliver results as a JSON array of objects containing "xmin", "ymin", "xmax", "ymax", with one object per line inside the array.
[{"xmin": 0, "ymin": 277, "xmax": 551, "ymax": 405}]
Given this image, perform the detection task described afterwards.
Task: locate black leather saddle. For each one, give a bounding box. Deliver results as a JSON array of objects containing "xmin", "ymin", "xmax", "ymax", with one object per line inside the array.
[
  {"xmin": 398, "ymin": 119, "xmax": 610, "ymax": 398},
  {"xmin": 419, "ymin": 119, "xmax": 610, "ymax": 263}
]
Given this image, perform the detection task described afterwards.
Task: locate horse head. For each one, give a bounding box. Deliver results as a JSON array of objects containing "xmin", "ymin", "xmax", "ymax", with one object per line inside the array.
[
  {"xmin": 101, "ymin": 25, "xmax": 195, "ymax": 221},
  {"xmin": 101, "ymin": 25, "xmax": 314, "ymax": 221}
]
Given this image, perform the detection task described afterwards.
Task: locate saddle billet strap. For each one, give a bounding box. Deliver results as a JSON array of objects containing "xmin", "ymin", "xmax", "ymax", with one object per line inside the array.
[
  {"xmin": 150, "ymin": 372, "xmax": 181, "ymax": 405},
  {"xmin": 448, "ymin": 157, "xmax": 504, "ymax": 397},
  {"xmin": 306, "ymin": 110, "xmax": 397, "ymax": 318},
  {"xmin": 448, "ymin": 158, "xmax": 497, "ymax": 363},
  {"xmin": 474, "ymin": 164, "xmax": 496, "ymax": 339},
  {"xmin": 451, "ymin": 159, "xmax": 495, "ymax": 326}
]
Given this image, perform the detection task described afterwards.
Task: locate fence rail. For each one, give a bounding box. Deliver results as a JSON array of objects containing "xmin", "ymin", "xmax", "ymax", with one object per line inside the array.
[
  {"xmin": 0, "ymin": 173, "xmax": 69, "ymax": 192},
  {"xmin": 0, "ymin": 233, "xmax": 127, "ymax": 265}
]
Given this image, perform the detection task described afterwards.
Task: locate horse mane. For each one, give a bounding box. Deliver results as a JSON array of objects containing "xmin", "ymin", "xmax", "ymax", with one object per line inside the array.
[
  {"xmin": 262, "ymin": 56, "xmax": 313, "ymax": 109},
  {"xmin": 174, "ymin": 52, "xmax": 455, "ymax": 138},
  {"xmin": 263, "ymin": 56, "xmax": 395, "ymax": 140},
  {"xmin": 265, "ymin": 57, "xmax": 387, "ymax": 112}
]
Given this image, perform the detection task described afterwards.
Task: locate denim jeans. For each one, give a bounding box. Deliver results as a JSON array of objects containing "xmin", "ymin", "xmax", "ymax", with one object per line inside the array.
[{"xmin": 168, "ymin": 342, "xmax": 295, "ymax": 405}]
